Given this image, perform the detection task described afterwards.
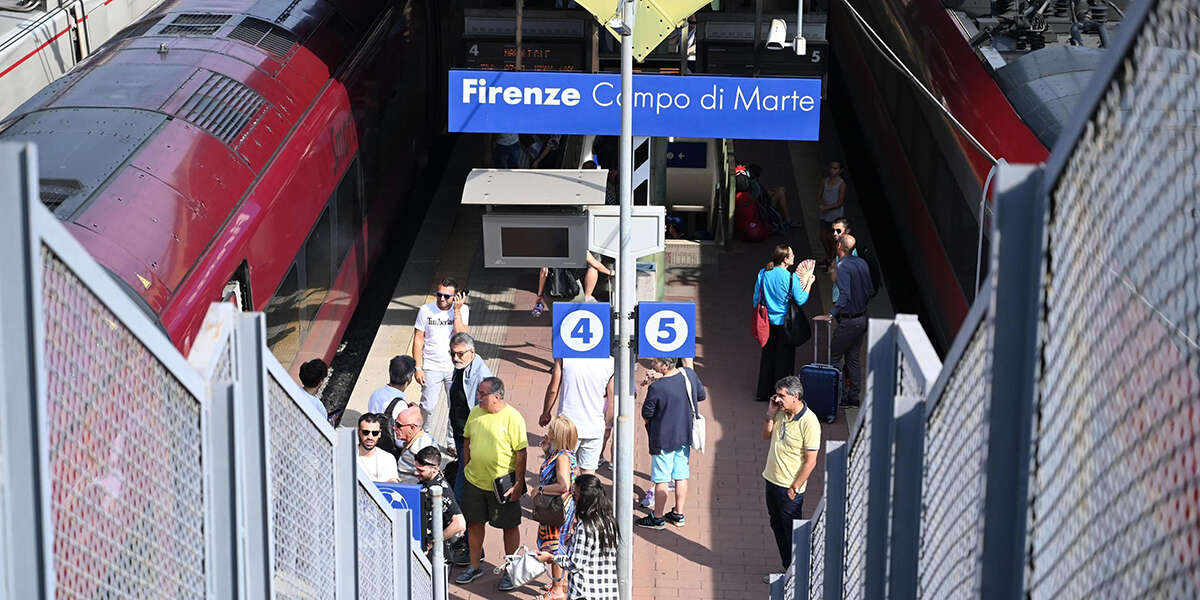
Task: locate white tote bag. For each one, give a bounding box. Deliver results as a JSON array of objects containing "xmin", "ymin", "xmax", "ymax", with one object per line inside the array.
[{"xmin": 681, "ymin": 368, "xmax": 706, "ymax": 453}]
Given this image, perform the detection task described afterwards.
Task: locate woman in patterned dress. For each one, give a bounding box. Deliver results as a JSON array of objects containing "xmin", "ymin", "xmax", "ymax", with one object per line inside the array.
[
  {"xmin": 535, "ymin": 415, "xmax": 579, "ymax": 600},
  {"xmin": 537, "ymin": 474, "xmax": 620, "ymax": 600}
]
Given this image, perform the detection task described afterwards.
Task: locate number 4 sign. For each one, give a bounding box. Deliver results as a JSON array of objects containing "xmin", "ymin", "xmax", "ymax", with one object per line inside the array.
[
  {"xmin": 553, "ymin": 303, "xmax": 612, "ymax": 358},
  {"xmin": 637, "ymin": 302, "xmax": 696, "ymax": 358}
]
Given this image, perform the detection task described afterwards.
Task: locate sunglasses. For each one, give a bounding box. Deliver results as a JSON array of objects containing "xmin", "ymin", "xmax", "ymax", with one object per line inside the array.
[
  {"xmin": 395, "ymin": 422, "xmax": 417, "ymax": 429},
  {"xmin": 359, "ymin": 429, "xmax": 381, "ymax": 437},
  {"xmin": 435, "ymin": 292, "xmax": 455, "ymax": 300},
  {"xmin": 451, "ymin": 349, "xmax": 473, "ymax": 358},
  {"xmin": 833, "ymin": 229, "xmax": 845, "ymax": 234}
]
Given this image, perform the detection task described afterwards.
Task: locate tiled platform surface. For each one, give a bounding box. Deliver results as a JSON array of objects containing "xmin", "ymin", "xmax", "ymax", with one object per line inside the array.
[{"xmin": 448, "ymin": 233, "xmax": 853, "ymax": 600}]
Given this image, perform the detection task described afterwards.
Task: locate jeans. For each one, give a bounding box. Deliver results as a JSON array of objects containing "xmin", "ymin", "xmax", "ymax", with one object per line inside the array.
[
  {"xmin": 757, "ymin": 323, "xmax": 796, "ymax": 401},
  {"xmin": 765, "ymin": 480, "xmax": 805, "ymax": 568},
  {"xmin": 830, "ymin": 314, "xmax": 868, "ymax": 404}
]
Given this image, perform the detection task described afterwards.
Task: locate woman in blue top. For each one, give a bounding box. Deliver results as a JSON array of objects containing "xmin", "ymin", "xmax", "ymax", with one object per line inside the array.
[{"xmin": 753, "ymin": 245, "xmax": 815, "ymax": 402}]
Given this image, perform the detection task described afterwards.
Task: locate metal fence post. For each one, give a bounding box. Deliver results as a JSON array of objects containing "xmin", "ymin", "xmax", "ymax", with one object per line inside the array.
[
  {"xmin": 334, "ymin": 427, "xmax": 359, "ymax": 599},
  {"xmin": 235, "ymin": 313, "xmax": 273, "ymax": 600},
  {"xmin": 888, "ymin": 390, "xmax": 924, "ymax": 599},
  {"xmin": 791, "ymin": 516, "xmax": 815, "ymax": 600},
  {"xmin": 824, "ymin": 440, "xmax": 847, "ymax": 600},
  {"xmin": 0, "ymin": 142, "xmax": 52, "ymax": 599},
  {"xmin": 980, "ymin": 164, "xmax": 1043, "ymax": 600},
  {"xmin": 865, "ymin": 319, "xmax": 897, "ymax": 600},
  {"xmin": 206, "ymin": 382, "xmax": 239, "ymax": 599},
  {"xmin": 430, "ymin": 485, "xmax": 446, "ymax": 600},
  {"xmin": 395, "ymin": 509, "xmax": 414, "ymax": 600}
]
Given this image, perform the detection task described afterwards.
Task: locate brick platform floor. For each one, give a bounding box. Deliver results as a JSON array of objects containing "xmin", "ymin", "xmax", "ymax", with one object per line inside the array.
[{"xmin": 449, "ymin": 232, "xmax": 853, "ymax": 600}]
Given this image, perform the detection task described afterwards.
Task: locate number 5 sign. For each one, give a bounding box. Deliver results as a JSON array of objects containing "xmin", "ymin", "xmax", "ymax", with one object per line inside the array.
[
  {"xmin": 553, "ymin": 303, "xmax": 612, "ymax": 358},
  {"xmin": 637, "ymin": 302, "xmax": 696, "ymax": 358}
]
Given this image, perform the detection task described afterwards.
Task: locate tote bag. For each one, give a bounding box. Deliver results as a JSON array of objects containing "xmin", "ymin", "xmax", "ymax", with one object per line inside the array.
[
  {"xmin": 682, "ymin": 368, "xmax": 706, "ymax": 453},
  {"xmin": 752, "ymin": 272, "xmax": 771, "ymax": 347},
  {"xmin": 783, "ymin": 274, "xmax": 812, "ymax": 346}
]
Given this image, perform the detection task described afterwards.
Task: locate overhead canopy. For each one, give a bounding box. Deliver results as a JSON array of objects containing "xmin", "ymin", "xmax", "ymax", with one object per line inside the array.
[{"xmin": 461, "ymin": 168, "xmax": 610, "ymax": 206}]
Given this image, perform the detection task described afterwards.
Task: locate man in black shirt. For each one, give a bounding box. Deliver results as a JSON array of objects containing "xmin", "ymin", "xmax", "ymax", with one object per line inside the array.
[
  {"xmin": 816, "ymin": 234, "xmax": 874, "ymax": 406},
  {"xmin": 414, "ymin": 446, "xmax": 466, "ymax": 561}
]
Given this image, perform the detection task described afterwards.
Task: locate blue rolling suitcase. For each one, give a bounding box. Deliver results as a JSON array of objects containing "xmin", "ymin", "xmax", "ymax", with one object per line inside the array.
[{"xmin": 800, "ymin": 318, "xmax": 841, "ymax": 423}]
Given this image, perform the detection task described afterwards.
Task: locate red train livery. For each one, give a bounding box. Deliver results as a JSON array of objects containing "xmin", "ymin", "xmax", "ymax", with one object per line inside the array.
[{"xmin": 1, "ymin": 0, "xmax": 448, "ymax": 369}]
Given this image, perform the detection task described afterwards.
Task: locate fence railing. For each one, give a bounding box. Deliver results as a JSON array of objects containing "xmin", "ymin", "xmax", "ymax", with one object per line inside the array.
[
  {"xmin": 0, "ymin": 141, "xmax": 434, "ymax": 599},
  {"xmin": 776, "ymin": 1, "xmax": 1200, "ymax": 597}
]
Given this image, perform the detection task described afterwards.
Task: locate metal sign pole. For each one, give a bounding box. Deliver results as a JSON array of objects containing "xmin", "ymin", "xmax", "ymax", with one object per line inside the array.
[{"xmin": 615, "ymin": 0, "xmax": 637, "ymax": 597}]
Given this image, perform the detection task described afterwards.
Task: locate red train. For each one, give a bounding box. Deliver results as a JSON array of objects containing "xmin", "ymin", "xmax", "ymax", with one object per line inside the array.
[
  {"xmin": 829, "ymin": 0, "xmax": 1121, "ymax": 350},
  {"xmin": 1, "ymin": 0, "xmax": 450, "ymax": 369}
]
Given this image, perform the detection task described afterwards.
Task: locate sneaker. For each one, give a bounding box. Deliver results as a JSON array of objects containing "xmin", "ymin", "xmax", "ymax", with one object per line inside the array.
[
  {"xmin": 598, "ymin": 458, "xmax": 612, "ymax": 472},
  {"xmin": 639, "ymin": 489, "xmax": 655, "ymax": 508},
  {"xmin": 532, "ymin": 298, "xmax": 546, "ymax": 317},
  {"xmin": 663, "ymin": 510, "xmax": 685, "ymax": 527},
  {"xmin": 498, "ymin": 574, "xmax": 517, "ymax": 592},
  {"xmin": 455, "ymin": 566, "xmax": 484, "ymax": 585},
  {"xmin": 635, "ymin": 514, "xmax": 666, "ymax": 530}
]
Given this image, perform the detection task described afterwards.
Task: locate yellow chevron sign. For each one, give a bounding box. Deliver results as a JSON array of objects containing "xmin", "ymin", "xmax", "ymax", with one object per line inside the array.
[{"xmin": 574, "ymin": 0, "xmax": 710, "ymax": 62}]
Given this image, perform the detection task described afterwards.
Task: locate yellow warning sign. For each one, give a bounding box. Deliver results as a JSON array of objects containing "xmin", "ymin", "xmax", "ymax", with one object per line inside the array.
[{"xmin": 574, "ymin": 0, "xmax": 710, "ymax": 62}]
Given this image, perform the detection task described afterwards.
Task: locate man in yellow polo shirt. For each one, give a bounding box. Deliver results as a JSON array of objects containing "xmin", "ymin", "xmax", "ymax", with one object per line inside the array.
[
  {"xmin": 762, "ymin": 375, "xmax": 821, "ymax": 575},
  {"xmin": 456, "ymin": 376, "xmax": 528, "ymax": 590}
]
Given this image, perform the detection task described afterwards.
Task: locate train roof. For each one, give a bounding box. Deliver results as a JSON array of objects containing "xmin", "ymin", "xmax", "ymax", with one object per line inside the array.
[
  {"xmin": 948, "ymin": 0, "xmax": 1129, "ymax": 148},
  {"xmin": 0, "ymin": 0, "xmax": 379, "ymax": 312}
]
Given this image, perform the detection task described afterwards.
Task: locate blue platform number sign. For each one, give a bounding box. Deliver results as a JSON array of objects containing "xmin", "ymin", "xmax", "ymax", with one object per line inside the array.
[
  {"xmin": 375, "ymin": 482, "xmax": 423, "ymax": 545},
  {"xmin": 553, "ymin": 303, "xmax": 611, "ymax": 358},
  {"xmin": 638, "ymin": 302, "xmax": 696, "ymax": 358}
]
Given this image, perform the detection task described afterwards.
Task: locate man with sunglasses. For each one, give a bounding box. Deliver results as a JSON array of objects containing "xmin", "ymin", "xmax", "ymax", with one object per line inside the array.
[
  {"xmin": 413, "ymin": 278, "xmax": 469, "ymax": 445},
  {"xmin": 356, "ymin": 414, "xmax": 400, "ymax": 483},
  {"xmin": 761, "ymin": 376, "xmax": 820, "ymax": 580},
  {"xmin": 414, "ymin": 446, "xmax": 466, "ymax": 561},
  {"xmin": 394, "ymin": 406, "xmax": 435, "ymax": 484}
]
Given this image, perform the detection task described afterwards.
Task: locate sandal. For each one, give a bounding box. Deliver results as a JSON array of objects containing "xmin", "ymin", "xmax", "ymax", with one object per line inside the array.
[{"xmin": 537, "ymin": 591, "xmax": 567, "ymax": 600}]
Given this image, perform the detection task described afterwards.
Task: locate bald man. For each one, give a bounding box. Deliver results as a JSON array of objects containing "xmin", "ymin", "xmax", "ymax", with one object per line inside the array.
[
  {"xmin": 394, "ymin": 406, "xmax": 435, "ymax": 484},
  {"xmin": 815, "ymin": 234, "xmax": 874, "ymax": 407}
]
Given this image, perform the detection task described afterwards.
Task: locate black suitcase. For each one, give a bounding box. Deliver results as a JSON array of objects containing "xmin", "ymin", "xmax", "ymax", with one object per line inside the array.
[{"xmin": 799, "ymin": 318, "xmax": 841, "ymax": 423}]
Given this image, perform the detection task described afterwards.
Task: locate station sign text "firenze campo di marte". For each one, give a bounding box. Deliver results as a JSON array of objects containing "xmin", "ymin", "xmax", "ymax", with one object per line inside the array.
[{"xmin": 448, "ymin": 70, "xmax": 821, "ymax": 141}]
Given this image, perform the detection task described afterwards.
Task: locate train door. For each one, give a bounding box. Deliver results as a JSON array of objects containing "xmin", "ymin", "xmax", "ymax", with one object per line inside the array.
[{"xmin": 64, "ymin": 1, "xmax": 90, "ymax": 61}]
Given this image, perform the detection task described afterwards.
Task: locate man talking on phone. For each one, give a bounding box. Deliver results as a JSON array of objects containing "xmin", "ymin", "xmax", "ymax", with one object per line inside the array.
[
  {"xmin": 413, "ymin": 278, "xmax": 469, "ymax": 445},
  {"xmin": 761, "ymin": 376, "xmax": 821, "ymax": 581}
]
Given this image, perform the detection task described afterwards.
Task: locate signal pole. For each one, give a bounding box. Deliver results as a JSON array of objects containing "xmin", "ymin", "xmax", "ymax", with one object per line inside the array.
[{"xmin": 615, "ymin": 0, "xmax": 637, "ymax": 597}]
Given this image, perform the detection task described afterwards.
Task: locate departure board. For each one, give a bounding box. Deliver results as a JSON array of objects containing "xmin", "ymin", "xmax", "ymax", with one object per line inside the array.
[{"xmin": 464, "ymin": 41, "xmax": 585, "ymax": 72}]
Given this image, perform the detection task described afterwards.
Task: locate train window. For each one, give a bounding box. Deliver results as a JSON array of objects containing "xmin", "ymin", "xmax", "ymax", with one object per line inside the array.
[
  {"xmin": 265, "ymin": 264, "xmax": 303, "ymax": 365},
  {"xmin": 302, "ymin": 208, "xmax": 334, "ymax": 323},
  {"xmin": 334, "ymin": 159, "xmax": 362, "ymax": 265}
]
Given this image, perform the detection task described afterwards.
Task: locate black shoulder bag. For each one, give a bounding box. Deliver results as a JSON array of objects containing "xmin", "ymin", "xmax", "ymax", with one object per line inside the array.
[{"xmin": 783, "ymin": 273, "xmax": 812, "ymax": 346}]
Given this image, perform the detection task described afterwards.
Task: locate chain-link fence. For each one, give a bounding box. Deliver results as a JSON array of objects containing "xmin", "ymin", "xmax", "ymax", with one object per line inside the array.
[
  {"xmin": 776, "ymin": 3, "xmax": 1198, "ymax": 597},
  {"xmin": 1, "ymin": 147, "xmax": 435, "ymax": 599},
  {"xmin": 1030, "ymin": 0, "xmax": 1200, "ymax": 596}
]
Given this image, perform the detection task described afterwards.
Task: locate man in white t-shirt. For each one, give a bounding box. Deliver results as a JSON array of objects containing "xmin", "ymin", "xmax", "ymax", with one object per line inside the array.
[
  {"xmin": 413, "ymin": 278, "xmax": 469, "ymax": 442},
  {"xmin": 539, "ymin": 356, "xmax": 614, "ymax": 474},
  {"xmin": 356, "ymin": 414, "xmax": 399, "ymax": 482}
]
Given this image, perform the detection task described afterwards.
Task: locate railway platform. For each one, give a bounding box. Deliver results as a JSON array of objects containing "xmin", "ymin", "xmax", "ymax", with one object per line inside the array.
[{"xmin": 341, "ymin": 130, "xmax": 898, "ymax": 599}]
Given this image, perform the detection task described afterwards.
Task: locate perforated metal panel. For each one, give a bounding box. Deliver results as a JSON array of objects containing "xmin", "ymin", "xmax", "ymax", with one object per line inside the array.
[
  {"xmin": 842, "ymin": 408, "xmax": 872, "ymax": 600},
  {"xmin": 919, "ymin": 322, "xmax": 991, "ymax": 598},
  {"xmin": 356, "ymin": 483, "xmax": 394, "ymax": 599},
  {"xmin": 896, "ymin": 348, "xmax": 924, "ymax": 401},
  {"xmin": 41, "ymin": 246, "xmax": 206, "ymax": 599},
  {"xmin": 410, "ymin": 548, "xmax": 433, "ymax": 600},
  {"xmin": 268, "ymin": 375, "xmax": 336, "ymax": 599},
  {"xmin": 809, "ymin": 507, "xmax": 825, "ymax": 600},
  {"xmin": 179, "ymin": 72, "xmax": 266, "ymax": 146},
  {"xmin": 1030, "ymin": 1, "xmax": 1200, "ymax": 596}
]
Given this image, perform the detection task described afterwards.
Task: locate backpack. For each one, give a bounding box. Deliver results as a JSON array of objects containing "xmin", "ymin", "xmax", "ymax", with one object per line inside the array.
[
  {"xmin": 734, "ymin": 191, "xmax": 769, "ymax": 242},
  {"xmin": 547, "ymin": 267, "xmax": 581, "ymax": 299},
  {"xmin": 376, "ymin": 395, "xmax": 409, "ymax": 459},
  {"xmin": 858, "ymin": 246, "xmax": 883, "ymax": 298}
]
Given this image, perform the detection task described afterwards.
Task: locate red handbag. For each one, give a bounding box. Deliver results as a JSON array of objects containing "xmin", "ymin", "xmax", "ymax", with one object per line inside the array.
[{"xmin": 753, "ymin": 272, "xmax": 770, "ymax": 347}]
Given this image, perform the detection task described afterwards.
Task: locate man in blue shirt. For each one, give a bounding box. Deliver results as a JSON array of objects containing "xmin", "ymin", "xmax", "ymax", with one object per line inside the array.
[
  {"xmin": 637, "ymin": 357, "xmax": 705, "ymax": 530},
  {"xmin": 816, "ymin": 234, "xmax": 874, "ymax": 406}
]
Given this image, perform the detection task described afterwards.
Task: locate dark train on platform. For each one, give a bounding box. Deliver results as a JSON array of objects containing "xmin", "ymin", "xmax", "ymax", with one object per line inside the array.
[
  {"xmin": 828, "ymin": 0, "xmax": 1122, "ymax": 350},
  {"xmin": 0, "ymin": 0, "xmax": 450, "ymax": 369}
]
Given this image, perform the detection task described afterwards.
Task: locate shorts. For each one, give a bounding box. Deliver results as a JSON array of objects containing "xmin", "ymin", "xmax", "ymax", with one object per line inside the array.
[
  {"xmin": 651, "ymin": 444, "xmax": 691, "ymax": 484},
  {"xmin": 461, "ymin": 482, "xmax": 522, "ymax": 529},
  {"xmin": 575, "ymin": 437, "xmax": 602, "ymax": 471}
]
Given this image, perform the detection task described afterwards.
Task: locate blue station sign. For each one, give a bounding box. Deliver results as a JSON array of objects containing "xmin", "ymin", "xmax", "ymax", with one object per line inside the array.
[{"xmin": 448, "ymin": 70, "xmax": 821, "ymax": 141}]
